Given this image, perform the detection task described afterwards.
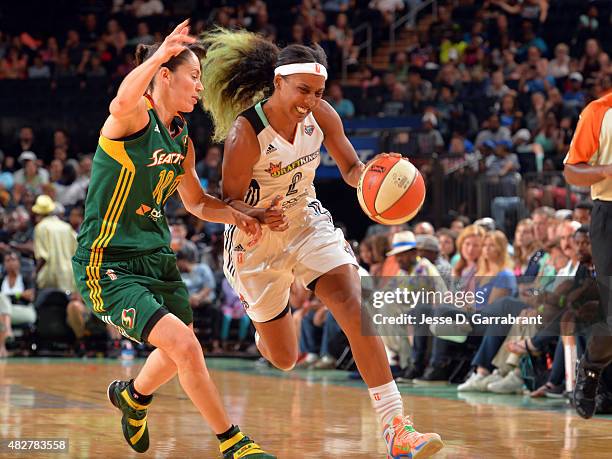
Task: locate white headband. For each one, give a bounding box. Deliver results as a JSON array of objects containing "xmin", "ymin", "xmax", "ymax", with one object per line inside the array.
[{"xmin": 274, "ymin": 62, "xmax": 328, "ymax": 80}]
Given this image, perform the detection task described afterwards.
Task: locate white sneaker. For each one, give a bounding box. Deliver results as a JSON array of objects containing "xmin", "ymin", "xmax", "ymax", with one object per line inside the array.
[
  {"xmin": 487, "ymin": 371, "xmax": 524, "ymax": 394},
  {"xmin": 457, "ymin": 370, "xmax": 502, "ymax": 392},
  {"xmin": 296, "ymin": 353, "xmax": 319, "ymax": 368}
]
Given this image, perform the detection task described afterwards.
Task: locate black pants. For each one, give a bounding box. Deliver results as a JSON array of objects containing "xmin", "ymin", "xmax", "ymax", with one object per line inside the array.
[{"xmin": 586, "ymin": 200, "xmax": 612, "ymax": 368}]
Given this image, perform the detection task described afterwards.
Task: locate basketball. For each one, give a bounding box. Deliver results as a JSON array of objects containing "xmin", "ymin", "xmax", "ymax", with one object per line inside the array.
[{"xmin": 357, "ymin": 156, "xmax": 426, "ymax": 225}]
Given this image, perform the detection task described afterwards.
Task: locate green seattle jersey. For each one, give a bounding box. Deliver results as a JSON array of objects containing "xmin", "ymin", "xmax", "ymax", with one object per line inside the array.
[{"xmin": 78, "ymin": 97, "xmax": 189, "ymax": 260}]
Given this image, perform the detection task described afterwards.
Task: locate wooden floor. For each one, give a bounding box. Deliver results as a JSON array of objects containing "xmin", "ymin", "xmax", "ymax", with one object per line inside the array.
[{"xmin": 1, "ymin": 358, "xmax": 611, "ymax": 458}]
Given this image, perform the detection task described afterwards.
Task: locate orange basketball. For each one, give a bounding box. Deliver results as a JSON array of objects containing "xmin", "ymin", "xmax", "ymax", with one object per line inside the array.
[{"xmin": 357, "ymin": 156, "xmax": 426, "ymax": 225}]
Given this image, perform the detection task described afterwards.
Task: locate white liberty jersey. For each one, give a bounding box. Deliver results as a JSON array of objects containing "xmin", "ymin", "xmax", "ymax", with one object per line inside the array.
[{"xmin": 239, "ymin": 100, "xmax": 324, "ymax": 216}]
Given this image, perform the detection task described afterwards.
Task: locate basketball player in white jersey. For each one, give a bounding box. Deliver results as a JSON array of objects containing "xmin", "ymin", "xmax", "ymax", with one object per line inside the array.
[{"xmin": 199, "ymin": 29, "xmax": 444, "ymax": 458}]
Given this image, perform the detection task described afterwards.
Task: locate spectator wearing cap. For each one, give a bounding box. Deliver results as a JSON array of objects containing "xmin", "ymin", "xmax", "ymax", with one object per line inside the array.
[
  {"xmin": 416, "ymin": 235, "xmax": 452, "ymax": 289},
  {"xmin": 32, "ymin": 195, "xmax": 77, "ymax": 292},
  {"xmin": 13, "ymin": 151, "xmax": 49, "ymax": 197},
  {"xmin": 417, "ymin": 112, "xmax": 444, "ymax": 156},
  {"xmin": 513, "ymin": 127, "xmax": 544, "ymax": 173},
  {"xmin": 563, "ymin": 72, "xmax": 586, "ymax": 110},
  {"xmin": 386, "ymin": 231, "xmax": 446, "ymax": 382}
]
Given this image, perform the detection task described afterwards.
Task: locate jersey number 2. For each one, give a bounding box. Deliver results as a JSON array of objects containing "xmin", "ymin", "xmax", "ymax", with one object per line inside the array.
[{"xmin": 286, "ymin": 172, "xmax": 303, "ymax": 196}]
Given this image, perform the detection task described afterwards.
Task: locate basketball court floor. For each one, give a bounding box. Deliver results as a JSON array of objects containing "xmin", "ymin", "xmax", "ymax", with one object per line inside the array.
[{"xmin": 1, "ymin": 358, "xmax": 611, "ymax": 458}]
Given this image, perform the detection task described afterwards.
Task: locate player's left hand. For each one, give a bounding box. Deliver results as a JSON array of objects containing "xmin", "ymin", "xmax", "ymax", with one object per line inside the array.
[{"xmin": 232, "ymin": 210, "xmax": 262, "ymax": 244}]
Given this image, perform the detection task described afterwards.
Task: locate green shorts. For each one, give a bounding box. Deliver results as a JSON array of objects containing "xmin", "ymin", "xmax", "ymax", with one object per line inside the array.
[{"xmin": 72, "ymin": 246, "xmax": 192, "ymax": 343}]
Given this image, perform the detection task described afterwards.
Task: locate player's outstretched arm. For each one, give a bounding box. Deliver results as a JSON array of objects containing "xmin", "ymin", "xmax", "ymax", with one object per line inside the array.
[
  {"xmin": 178, "ymin": 137, "xmax": 261, "ymax": 239},
  {"xmin": 103, "ymin": 19, "xmax": 195, "ymax": 139}
]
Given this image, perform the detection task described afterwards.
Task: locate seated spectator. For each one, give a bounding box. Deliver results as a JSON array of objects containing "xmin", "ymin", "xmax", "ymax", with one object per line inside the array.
[
  {"xmin": 474, "ymin": 230, "xmax": 517, "ymax": 309},
  {"xmin": 0, "ymin": 251, "xmax": 36, "ymax": 357},
  {"xmin": 573, "ymin": 201, "xmax": 592, "ymax": 226},
  {"xmin": 436, "ymin": 228, "xmax": 457, "ymax": 264},
  {"xmin": 177, "ymin": 244, "xmax": 216, "ymax": 307},
  {"xmin": 414, "ymin": 221, "xmax": 435, "ymax": 236},
  {"xmin": 563, "ymin": 72, "xmax": 586, "ymax": 110},
  {"xmin": 219, "ymin": 278, "xmax": 252, "ymax": 352},
  {"xmin": 485, "ymin": 140, "xmax": 520, "ymax": 197},
  {"xmin": 549, "ymin": 43, "xmax": 570, "ymax": 79},
  {"xmin": 417, "ymin": 112, "xmax": 444, "ymax": 156},
  {"xmin": 196, "ymin": 144, "xmax": 222, "ymax": 193},
  {"xmin": 32, "ymin": 195, "xmax": 76, "ymax": 292},
  {"xmin": 13, "ymin": 152, "xmax": 49, "ymax": 197},
  {"xmin": 27, "ymin": 54, "xmax": 51, "ymax": 79},
  {"xmin": 326, "ymin": 82, "xmax": 355, "ymax": 118},
  {"xmin": 416, "ymin": 235, "xmax": 452, "ymax": 289},
  {"xmin": 475, "ymin": 114, "xmax": 511, "ymax": 149}
]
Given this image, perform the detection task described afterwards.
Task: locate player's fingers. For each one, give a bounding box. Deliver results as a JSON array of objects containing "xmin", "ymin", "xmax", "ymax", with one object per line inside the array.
[
  {"xmin": 171, "ymin": 18, "xmax": 191, "ymax": 35},
  {"xmin": 265, "ymin": 215, "xmax": 286, "ymax": 226},
  {"xmin": 270, "ymin": 195, "xmax": 283, "ymax": 208}
]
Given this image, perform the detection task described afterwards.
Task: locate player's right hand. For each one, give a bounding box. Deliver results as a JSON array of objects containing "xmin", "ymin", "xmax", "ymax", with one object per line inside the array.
[
  {"xmin": 263, "ymin": 195, "xmax": 289, "ymax": 231},
  {"xmin": 155, "ymin": 19, "xmax": 196, "ymax": 62}
]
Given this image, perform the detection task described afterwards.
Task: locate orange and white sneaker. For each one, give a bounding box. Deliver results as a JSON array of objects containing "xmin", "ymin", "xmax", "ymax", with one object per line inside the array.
[{"xmin": 383, "ymin": 415, "xmax": 444, "ymax": 459}]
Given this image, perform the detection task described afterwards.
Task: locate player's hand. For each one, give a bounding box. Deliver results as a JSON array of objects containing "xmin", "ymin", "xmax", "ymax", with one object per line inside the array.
[
  {"xmin": 263, "ymin": 195, "xmax": 289, "ymax": 231},
  {"xmin": 155, "ymin": 19, "xmax": 196, "ymax": 62},
  {"xmin": 365, "ymin": 152, "xmax": 403, "ymax": 169},
  {"xmin": 232, "ymin": 210, "xmax": 262, "ymax": 244}
]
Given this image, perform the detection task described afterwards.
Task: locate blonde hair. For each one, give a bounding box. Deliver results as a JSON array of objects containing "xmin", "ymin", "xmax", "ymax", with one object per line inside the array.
[
  {"xmin": 200, "ymin": 28, "xmax": 328, "ymax": 142},
  {"xmin": 477, "ymin": 230, "xmax": 511, "ymax": 276},
  {"xmin": 453, "ymin": 224, "xmax": 486, "ymax": 277},
  {"xmin": 200, "ymin": 28, "xmax": 279, "ymax": 141}
]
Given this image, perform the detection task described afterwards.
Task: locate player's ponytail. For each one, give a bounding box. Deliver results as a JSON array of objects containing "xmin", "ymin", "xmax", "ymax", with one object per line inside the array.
[{"xmin": 200, "ymin": 28, "xmax": 279, "ymax": 142}]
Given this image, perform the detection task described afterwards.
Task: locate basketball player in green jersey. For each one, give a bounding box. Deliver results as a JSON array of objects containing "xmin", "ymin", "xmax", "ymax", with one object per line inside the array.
[{"xmin": 71, "ymin": 20, "xmax": 274, "ymax": 458}]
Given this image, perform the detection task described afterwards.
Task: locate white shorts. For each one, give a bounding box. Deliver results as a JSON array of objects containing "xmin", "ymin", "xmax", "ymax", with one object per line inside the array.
[{"xmin": 223, "ymin": 200, "xmax": 358, "ymax": 322}]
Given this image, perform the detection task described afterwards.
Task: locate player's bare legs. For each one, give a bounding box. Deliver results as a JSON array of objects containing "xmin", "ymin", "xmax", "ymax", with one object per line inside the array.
[
  {"xmin": 131, "ymin": 326, "xmax": 200, "ymax": 396},
  {"xmin": 314, "ymin": 264, "xmax": 443, "ymax": 457},
  {"xmin": 108, "ymin": 315, "xmax": 275, "ymax": 457},
  {"xmin": 252, "ymin": 312, "xmax": 299, "ymax": 371},
  {"xmin": 314, "ymin": 264, "xmax": 392, "ymax": 386},
  {"xmin": 146, "ymin": 314, "xmax": 232, "ymax": 432}
]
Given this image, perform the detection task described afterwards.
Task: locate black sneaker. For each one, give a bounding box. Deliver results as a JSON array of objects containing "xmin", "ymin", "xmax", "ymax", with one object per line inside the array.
[
  {"xmin": 596, "ymin": 390, "xmax": 612, "ymax": 414},
  {"xmin": 395, "ymin": 366, "xmax": 424, "ymax": 384},
  {"xmin": 413, "ymin": 364, "xmax": 451, "ymax": 385},
  {"xmin": 573, "ymin": 359, "xmax": 603, "ymax": 419},
  {"xmin": 107, "ymin": 379, "xmax": 152, "ymax": 452}
]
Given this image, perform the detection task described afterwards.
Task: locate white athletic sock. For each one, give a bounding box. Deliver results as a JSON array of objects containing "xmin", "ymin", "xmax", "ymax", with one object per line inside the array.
[{"xmin": 368, "ymin": 380, "xmax": 403, "ymax": 427}]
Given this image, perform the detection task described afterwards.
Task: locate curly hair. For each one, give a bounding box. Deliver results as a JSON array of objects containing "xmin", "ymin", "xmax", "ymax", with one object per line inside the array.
[{"xmin": 199, "ymin": 28, "xmax": 328, "ymax": 141}]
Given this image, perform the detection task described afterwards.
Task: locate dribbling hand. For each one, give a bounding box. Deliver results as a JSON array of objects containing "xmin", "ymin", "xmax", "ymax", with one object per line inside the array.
[
  {"xmin": 154, "ymin": 19, "xmax": 196, "ymax": 62},
  {"xmin": 365, "ymin": 152, "xmax": 403, "ymax": 169},
  {"xmin": 263, "ymin": 195, "xmax": 289, "ymax": 232}
]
